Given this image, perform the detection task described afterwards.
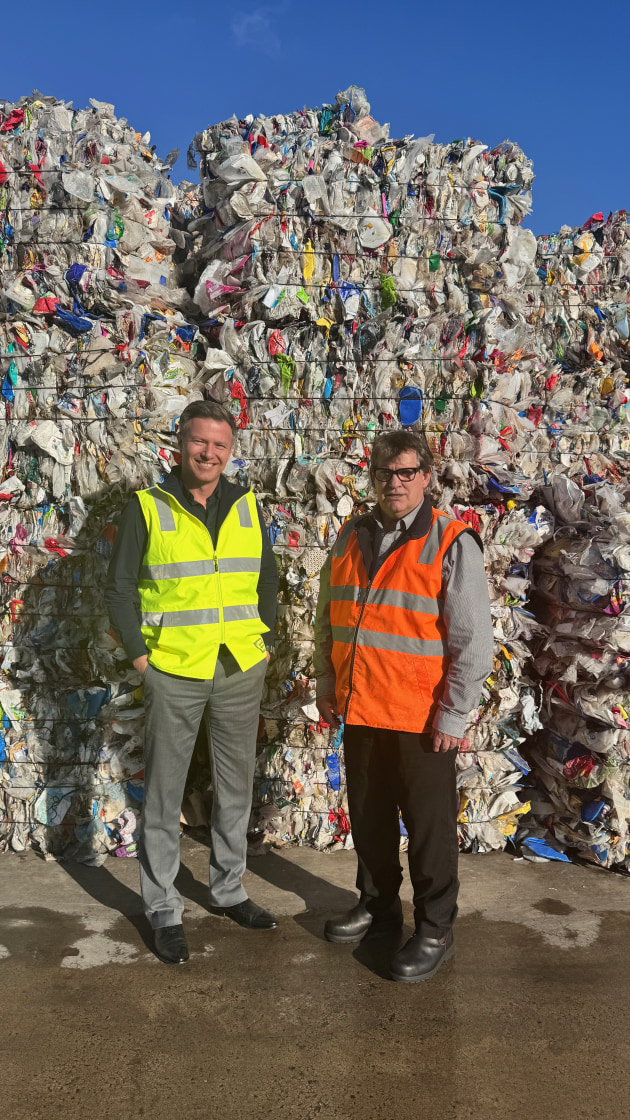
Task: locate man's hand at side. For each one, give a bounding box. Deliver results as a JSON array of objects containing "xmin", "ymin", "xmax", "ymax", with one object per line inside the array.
[
  {"xmin": 133, "ymin": 654, "xmax": 149, "ymax": 676},
  {"xmin": 432, "ymin": 730, "xmax": 463, "ymax": 753},
  {"xmin": 317, "ymin": 696, "xmax": 341, "ymax": 729}
]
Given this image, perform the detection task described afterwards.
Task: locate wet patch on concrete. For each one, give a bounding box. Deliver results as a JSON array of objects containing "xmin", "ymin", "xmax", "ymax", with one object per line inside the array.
[
  {"xmin": 0, "ymin": 904, "xmax": 263, "ymax": 971},
  {"xmin": 490, "ymin": 896, "xmax": 601, "ymax": 949},
  {"xmin": 4, "ymin": 908, "xmax": 630, "ymax": 1120},
  {"xmin": 0, "ymin": 907, "xmax": 89, "ymax": 969},
  {"xmin": 532, "ymin": 897, "xmax": 575, "ymax": 916}
]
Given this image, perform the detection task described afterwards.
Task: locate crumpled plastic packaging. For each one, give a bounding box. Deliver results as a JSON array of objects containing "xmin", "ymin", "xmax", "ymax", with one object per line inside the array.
[
  {"xmin": 511, "ymin": 210, "xmax": 630, "ymax": 870},
  {"xmin": 527, "ymin": 490, "xmax": 630, "ymax": 869},
  {"xmin": 2, "ymin": 88, "xmax": 630, "ymax": 869}
]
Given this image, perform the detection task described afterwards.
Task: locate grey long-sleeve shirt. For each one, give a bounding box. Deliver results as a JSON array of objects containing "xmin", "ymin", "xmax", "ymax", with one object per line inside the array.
[{"xmin": 313, "ymin": 503, "xmax": 494, "ymax": 738}]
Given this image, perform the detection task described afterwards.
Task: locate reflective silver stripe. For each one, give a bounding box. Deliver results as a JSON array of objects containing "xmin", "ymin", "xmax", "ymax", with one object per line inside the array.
[
  {"xmin": 223, "ymin": 604, "xmax": 260, "ymax": 622},
  {"xmin": 368, "ymin": 588, "xmax": 441, "ymax": 614},
  {"xmin": 218, "ymin": 557, "xmax": 261, "ymax": 574},
  {"xmin": 141, "ymin": 612, "xmax": 163, "ymax": 627},
  {"xmin": 141, "ymin": 559, "xmax": 217, "ymax": 580},
  {"xmin": 237, "ymin": 497, "xmax": 253, "ymax": 529},
  {"xmin": 329, "ymin": 585, "xmax": 361, "ymax": 602},
  {"xmin": 417, "ymin": 513, "xmax": 451, "ymax": 566},
  {"xmin": 142, "ymin": 608, "xmax": 220, "ymax": 628},
  {"xmin": 149, "ymin": 488, "xmax": 176, "ymax": 532},
  {"xmin": 329, "ymin": 585, "xmax": 441, "ymax": 614},
  {"xmin": 331, "ymin": 625, "xmax": 448, "ymax": 658},
  {"xmin": 141, "ymin": 605, "xmax": 259, "ymax": 627},
  {"xmin": 331, "ymin": 517, "xmax": 358, "ymax": 559}
]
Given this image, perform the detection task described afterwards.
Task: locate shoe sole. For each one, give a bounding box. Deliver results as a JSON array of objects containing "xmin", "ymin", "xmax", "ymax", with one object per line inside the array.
[
  {"xmin": 325, "ymin": 923, "xmax": 403, "ymax": 944},
  {"xmin": 154, "ymin": 952, "xmax": 189, "ymax": 965},
  {"xmin": 390, "ymin": 944, "xmax": 454, "ymax": 983},
  {"xmin": 231, "ymin": 924, "xmax": 278, "ymax": 930}
]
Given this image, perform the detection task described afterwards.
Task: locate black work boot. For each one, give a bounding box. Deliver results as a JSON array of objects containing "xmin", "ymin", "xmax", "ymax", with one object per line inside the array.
[
  {"xmin": 153, "ymin": 924, "xmax": 189, "ymax": 965},
  {"xmin": 324, "ymin": 900, "xmax": 403, "ymax": 944},
  {"xmin": 390, "ymin": 928, "xmax": 454, "ymax": 982}
]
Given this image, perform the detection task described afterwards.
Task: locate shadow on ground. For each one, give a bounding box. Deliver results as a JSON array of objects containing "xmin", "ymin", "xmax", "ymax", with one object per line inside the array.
[
  {"xmin": 58, "ymin": 857, "xmax": 151, "ymax": 949},
  {"xmin": 177, "ymin": 831, "xmax": 358, "ymax": 922},
  {"xmin": 56, "ymin": 834, "xmax": 362, "ymax": 959}
]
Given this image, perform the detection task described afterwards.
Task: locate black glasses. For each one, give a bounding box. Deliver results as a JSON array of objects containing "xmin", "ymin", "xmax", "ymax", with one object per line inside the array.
[{"xmin": 372, "ymin": 467, "xmax": 422, "ymax": 483}]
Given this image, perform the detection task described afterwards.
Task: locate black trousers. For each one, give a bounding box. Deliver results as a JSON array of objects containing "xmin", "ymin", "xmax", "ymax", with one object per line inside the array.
[{"xmin": 344, "ymin": 725, "xmax": 459, "ymax": 938}]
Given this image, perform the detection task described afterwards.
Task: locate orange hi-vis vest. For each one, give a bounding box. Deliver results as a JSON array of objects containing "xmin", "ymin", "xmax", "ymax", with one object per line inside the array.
[{"xmin": 329, "ymin": 506, "xmax": 474, "ymax": 733}]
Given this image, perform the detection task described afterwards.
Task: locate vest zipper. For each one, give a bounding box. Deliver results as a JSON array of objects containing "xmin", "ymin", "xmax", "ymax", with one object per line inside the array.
[
  {"xmin": 343, "ymin": 577, "xmax": 373, "ymax": 724},
  {"xmin": 153, "ymin": 484, "xmax": 240, "ymax": 645},
  {"xmin": 213, "ymin": 550, "xmax": 226, "ymax": 643}
]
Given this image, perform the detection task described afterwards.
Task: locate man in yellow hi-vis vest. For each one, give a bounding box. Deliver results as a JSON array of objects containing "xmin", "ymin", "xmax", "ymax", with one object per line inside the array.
[{"xmin": 105, "ymin": 401, "xmax": 279, "ymax": 965}]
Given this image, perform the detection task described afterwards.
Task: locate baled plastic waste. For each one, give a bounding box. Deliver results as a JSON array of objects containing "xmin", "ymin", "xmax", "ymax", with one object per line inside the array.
[{"xmin": 2, "ymin": 87, "xmax": 630, "ymax": 872}]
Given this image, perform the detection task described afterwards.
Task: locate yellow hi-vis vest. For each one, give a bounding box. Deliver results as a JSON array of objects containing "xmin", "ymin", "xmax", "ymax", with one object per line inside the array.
[{"xmin": 136, "ymin": 485, "xmax": 269, "ymax": 678}]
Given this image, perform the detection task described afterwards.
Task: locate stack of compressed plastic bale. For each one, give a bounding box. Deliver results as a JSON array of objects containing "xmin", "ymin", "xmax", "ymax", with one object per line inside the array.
[
  {"xmin": 9, "ymin": 85, "xmax": 629, "ymax": 867},
  {"xmin": 188, "ymin": 85, "xmax": 551, "ymax": 853},
  {"xmin": 446, "ymin": 499, "xmax": 551, "ymax": 851},
  {"xmin": 0, "ymin": 93, "xmax": 205, "ymax": 862},
  {"xmin": 517, "ymin": 213, "xmax": 630, "ymax": 869}
]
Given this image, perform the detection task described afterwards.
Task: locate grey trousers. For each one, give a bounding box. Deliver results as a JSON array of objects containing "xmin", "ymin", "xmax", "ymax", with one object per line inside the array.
[{"xmin": 139, "ymin": 657, "xmax": 267, "ymax": 929}]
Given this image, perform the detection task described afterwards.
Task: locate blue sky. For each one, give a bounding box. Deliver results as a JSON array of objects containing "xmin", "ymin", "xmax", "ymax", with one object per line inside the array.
[{"xmin": 3, "ymin": 0, "xmax": 627, "ymax": 233}]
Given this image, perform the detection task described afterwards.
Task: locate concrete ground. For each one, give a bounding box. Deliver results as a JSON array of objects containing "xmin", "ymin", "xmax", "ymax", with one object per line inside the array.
[{"xmin": 1, "ymin": 839, "xmax": 629, "ymax": 1120}]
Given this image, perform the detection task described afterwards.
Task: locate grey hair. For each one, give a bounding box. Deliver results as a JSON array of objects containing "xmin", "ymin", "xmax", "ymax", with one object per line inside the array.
[{"xmin": 370, "ymin": 430, "xmax": 434, "ymax": 473}]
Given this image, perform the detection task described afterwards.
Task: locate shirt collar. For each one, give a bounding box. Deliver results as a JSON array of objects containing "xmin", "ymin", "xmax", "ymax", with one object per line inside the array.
[
  {"xmin": 175, "ymin": 467, "xmax": 222, "ymax": 508},
  {"xmin": 373, "ymin": 497, "xmax": 425, "ymax": 533}
]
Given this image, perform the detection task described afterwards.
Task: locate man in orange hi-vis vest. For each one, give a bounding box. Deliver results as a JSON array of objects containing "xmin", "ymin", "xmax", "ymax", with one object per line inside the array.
[{"xmin": 314, "ymin": 430, "xmax": 493, "ymax": 982}]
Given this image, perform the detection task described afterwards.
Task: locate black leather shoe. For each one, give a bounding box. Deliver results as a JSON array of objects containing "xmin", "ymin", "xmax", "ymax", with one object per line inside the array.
[
  {"xmin": 208, "ymin": 899, "xmax": 277, "ymax": 929},
  {"xmin": 324, "ymin": 901, "xmax": 403, "ymax": 944},
  {"xmin": 390, "ymin": 929, "xmax": 454, "ymax": 982},
  {"xmin": 154, "ymin": 924, "xmax": 189, "ymax": 965}
]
